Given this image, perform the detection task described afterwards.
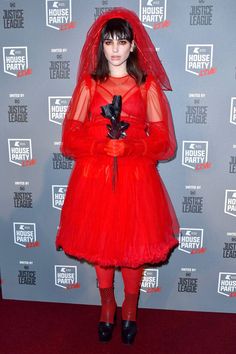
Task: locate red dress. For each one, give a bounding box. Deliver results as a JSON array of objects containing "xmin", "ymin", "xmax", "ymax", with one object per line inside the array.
[{"xmin": 55, "ymin": 74, "xmax": 179, "ymax": 268}]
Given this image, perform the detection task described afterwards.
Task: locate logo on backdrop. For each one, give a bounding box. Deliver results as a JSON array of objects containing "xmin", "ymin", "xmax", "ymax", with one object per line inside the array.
[
  {"xmin": 222, "ymin": 232, "xmax": 236, "ymax": 259},
  {"xmin": 3, "ymin": 46, "xmax": 32, "ymax": 77},
  {"xmin": 218, "ymin": 273, "xmax": 236, "ymax": 297},
  {"xmin": 8, "ymin": 139, "xmax": 35, "ymax": 166},
  {"xmin": 55, "ymin": 265, "xmax": 80, "ymax": 289},
  {"xmin": 182, "ymin": 185, "xmax": 203, "ymax": 214},
  {"xmin": 46, "ymin": 0, "xmax": 75, "ymax": 30},
  {"xmin": 49, "ymin": 48, "xmax": 70, "ymax": 79},
  {"xmin": 230, "ymin": 97, "xmax": 236, "ymax": 125},
  {"xmin": 48, "ymin": 96, "xmax": 70, "ymax": 124},
  {"xmin": 2, "ymin": 3, "xmax": 24, "ymax": 29},
  {"xmin": 8, "ymin": 93, "xmax": 28, "ymax": 123},
  {"xmin": 189, "ymin": 3, "xmax": 213, "ymax": 26},
  {"xmin": 52, "ymin": 185, "xmax": 67, "ymax": 210},
  {"xmin": 182, "ymin": 141, "xmax": 210, "ymax": 170},
  {"xmin": 185, "ymin": 45, "xmax": 216, "ymax": 76},
  {"xmin": 186, "ymin": 93, "xmax": 207, "ymax": 124},
  {"xmin": 13, "ymin": 222, "xmax": 38, "ymax": 248},
  {"xmin": 178, "ymin": 268, "xmax": 198, "ymax": 293},
  {"xmin": 179, "ymin": 228, "xmax": 206, "ymax": 254},
  {"xmin": 139, "ymin": 0, "xmax": 169, "ymax": 29},
  {"xmin": 52, "ymin": 153, "xmax": 73, "ymax": 169},
  {"xmin": 140, "ymin": 268, "xmax": 160, "ymax": 293},
  {"xmin": 94, "ymin": 4, "xmax": 115, "ymax": 21},
  {"xmin": 224, "ymin": 190, "xmax": 236, "ymax": 217},
  {"xmin": 13, "ymin": 183, "xmax": 33, "ymax": 208},
  {"xmin": 229, "ymin": 156, "xmax": 236, "ymax": 174},
  {"xmin": 18, "ymin": 261, "xmax": 36, "ymax": 285}
]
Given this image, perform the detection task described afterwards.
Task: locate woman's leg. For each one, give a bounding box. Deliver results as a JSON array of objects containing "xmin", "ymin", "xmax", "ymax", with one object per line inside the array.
[
  {"xmin": 121, "ymin": 266, "xmax": 144, "ymax": 321},
  {"xmin": 95, "ymin": 265, "xmax": 116, "ymax": 324}
]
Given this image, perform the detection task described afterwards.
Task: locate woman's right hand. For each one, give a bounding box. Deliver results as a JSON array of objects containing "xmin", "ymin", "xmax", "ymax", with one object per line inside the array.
[{"xmin": 104, "ymin": 139, "xmax": 126, "ymax": 157}]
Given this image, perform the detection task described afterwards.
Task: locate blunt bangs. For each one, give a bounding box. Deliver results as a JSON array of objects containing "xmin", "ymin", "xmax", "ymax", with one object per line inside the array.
[{"xmin": 101, "ymin": 18, "xmax": 133, "ymax": 42}]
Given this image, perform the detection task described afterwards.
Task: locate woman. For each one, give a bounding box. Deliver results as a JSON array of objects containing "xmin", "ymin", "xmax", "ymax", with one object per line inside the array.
[{"xmin": 56, "ymin": 8, "xmax": 179, "ymax": 344}]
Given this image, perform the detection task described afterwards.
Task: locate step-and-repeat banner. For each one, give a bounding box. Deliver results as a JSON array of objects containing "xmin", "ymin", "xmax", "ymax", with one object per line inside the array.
[{"xmin": 0, "ymin": 0, "xmax": 235, "ymax": 313}]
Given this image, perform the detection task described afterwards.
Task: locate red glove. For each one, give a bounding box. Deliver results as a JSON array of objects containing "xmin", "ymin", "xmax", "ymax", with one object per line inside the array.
[
  {"xmin": 141, "ymin": 121, "xmax": 171, "ymax": 161},
  {"xmin": 60, "ymin": 119, "xmax": 107, "ymax": 159},
  {"xmin": 104, "ymin": 140, "xmax": 126, "ymax": 157},
  {"xmin": 103, "ymin": 139, "xmax": 146, "ymax": 157},
  {"xmin": 100, "ymin": 122, "xmax": 172, "ymax": 161}
]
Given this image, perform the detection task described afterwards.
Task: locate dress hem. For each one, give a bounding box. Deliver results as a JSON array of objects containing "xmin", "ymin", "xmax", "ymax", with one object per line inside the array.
[{"xmin": 56, "ymin": 238, "xmax": 179, "ymax": 268}]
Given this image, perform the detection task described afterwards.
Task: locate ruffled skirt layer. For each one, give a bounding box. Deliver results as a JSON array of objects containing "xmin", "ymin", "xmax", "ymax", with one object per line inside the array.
[{"xmin": 56, "ymin": 154, "xmax": 179, "ymax": 268}]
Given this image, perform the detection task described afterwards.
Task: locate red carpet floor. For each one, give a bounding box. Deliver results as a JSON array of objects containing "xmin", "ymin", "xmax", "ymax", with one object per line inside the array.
[{"xmin": 0, "ymin": 293, "xmax": 235, "ymax": 354}]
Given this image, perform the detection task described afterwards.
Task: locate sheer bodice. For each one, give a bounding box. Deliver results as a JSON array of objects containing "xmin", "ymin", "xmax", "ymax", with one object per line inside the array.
[
  {"xmin": 89, "ymin": 75, "xmax": 146, "ymax": 123},
  {"xmin": 61, "ymin": 74, "xmax": 177, "ymax": 161},
  {"xmin": 67, "ymin": 74, "xmax": 165, "ymax": 124},
  {"xmin": 86, "ymin": 75, "xmax": 147, "ymax": 142}
]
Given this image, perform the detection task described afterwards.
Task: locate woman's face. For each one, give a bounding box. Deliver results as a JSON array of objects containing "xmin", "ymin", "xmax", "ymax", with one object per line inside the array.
[{"xmin": 103, "ymin": 34, "xmax": 134, "ymax": 72}]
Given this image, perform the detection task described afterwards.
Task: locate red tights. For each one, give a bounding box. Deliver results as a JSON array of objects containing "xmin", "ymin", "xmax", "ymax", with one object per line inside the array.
[{"xmin": 95, "ymin": 265, "xmax": 143, "ymax": 323}]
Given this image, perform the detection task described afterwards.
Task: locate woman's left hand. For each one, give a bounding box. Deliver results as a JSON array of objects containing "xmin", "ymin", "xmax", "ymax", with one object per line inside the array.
[{"xmin": 104, "ymin": 139, "xmax": 126, "ymax": 157}]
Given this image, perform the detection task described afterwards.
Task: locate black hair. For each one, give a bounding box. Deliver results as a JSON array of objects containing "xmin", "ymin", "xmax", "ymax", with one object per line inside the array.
[{"xmin": 91, "ymin": 18, "xmax": 146, "ymax": 85}]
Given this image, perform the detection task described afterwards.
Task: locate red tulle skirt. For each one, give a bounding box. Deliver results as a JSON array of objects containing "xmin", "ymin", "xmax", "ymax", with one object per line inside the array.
[{"xmin": 56, "ymin": 152, "xmax": 179, "ymax": 268}]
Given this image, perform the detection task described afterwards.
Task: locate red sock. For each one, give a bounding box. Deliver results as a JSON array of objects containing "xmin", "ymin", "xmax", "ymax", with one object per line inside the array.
[
  {"xmin": 99, "ymin": 287, "xmax": 116, "ymax": 323},
  {"xmin": 121, "ymin": 267, "xmax": 144, "ymax": 321},
  {"xmin": 95, "ymin": 265, "xmax": 116, "ymax": 323}
]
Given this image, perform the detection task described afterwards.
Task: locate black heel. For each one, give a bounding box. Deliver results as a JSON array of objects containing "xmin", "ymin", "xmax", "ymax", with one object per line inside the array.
[
  {"xmin": 121, "ymin": 320, "xmax": 137, "ymax": 344},
  {"xmin": 98, "ymin": 311, "xmax": 116, "ymax": 342},
  {"xmin": 98, "ymin": 322, "xmax": 114, "ymax": 342}
]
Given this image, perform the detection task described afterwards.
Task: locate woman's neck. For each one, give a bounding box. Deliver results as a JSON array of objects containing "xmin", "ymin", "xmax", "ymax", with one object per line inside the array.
[{"xmin": 108, "ymin": 64, "xmax": 128, "ymax": 78}]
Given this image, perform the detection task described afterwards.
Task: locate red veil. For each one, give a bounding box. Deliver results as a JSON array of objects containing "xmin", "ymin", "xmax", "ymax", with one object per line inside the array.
[{"xmin": 77, "ymin": 7, "xmax": 172, "ymax": 91}]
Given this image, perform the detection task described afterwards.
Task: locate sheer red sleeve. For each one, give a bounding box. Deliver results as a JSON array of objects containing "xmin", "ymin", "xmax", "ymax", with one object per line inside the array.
[
  {"xmin": 60, "ymin": 78, "xmax": 106, "ymax": 159},
  {"xmin": 124, "ymin": 77, "xmax": 177, "ymax": 162},
  {"xmin": 143, "ymin": 78, "xmax": 177, "ymax": 161}
]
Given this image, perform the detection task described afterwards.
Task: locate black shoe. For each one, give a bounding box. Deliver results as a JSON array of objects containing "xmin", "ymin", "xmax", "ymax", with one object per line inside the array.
[
  {"xmin": 121, "ymin": 320, "xmax": 137, "ymax": 344},
  {"xmin": 98, "ymin": 322, "xmax": 114, "ymax": 342}
]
